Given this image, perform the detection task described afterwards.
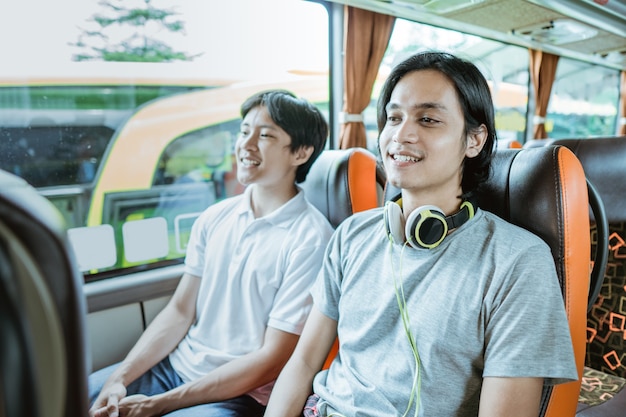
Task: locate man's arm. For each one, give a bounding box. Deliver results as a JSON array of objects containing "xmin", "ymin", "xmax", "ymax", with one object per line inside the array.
[
  {"xmin": 264, "ymin": 307, "xmax": 338, "ymax": 417},
  {"xmin": 89, "ymin": 273, "xmax": 200, "ymax": 417},
  {"xmin": 478, "ymin": 376, "xmax": 543, "ymax": 417},
  {"xmin": 121, "ymin": 325, "xmax": 301, "ymax": 415}
]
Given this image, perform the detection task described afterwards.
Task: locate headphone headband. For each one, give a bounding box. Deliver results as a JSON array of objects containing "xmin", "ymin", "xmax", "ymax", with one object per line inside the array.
[
  {"xmin": 384, "ymin": 196, "xmax": 475, "ymax": 249},
  {"xmin": 445, "ymin": 200, "xmax": 475, "ymax": 229}
]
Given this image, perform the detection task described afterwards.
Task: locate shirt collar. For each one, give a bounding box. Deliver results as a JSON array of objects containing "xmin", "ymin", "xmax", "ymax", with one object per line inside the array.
[{"xmin": 236, "ymin": 185, "xmax": 309, "ymax": 228}]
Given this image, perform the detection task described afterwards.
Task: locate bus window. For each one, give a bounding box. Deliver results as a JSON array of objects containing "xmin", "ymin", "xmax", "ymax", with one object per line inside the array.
[
  {"xmin": 0, "ymin": 84, "xmax": 207, "ymax": 186},
  {"xmin": 0, "ymin": 125, "xmax": 111, "ymax": 187},
  {"xmin": 153, "ymin": 123, "xmax": 239, "ymax": 199},
  {"xmin": 546, "ymin": 58, "xmax": 620, "ymax": 138},
  {"xmin": 0, "ymin": 0, "xmax": 331, "ymax": 279},
  {"xmin": 0, "ymin": 79, "xmax": 222, "ymax": 234},
  {"xmin": 362, "ymin": 18, "xmax": 530, "ymax": 152},
  {"xmin": 3, "ymin": 0, "xmax": 620, "ymax": 283}
]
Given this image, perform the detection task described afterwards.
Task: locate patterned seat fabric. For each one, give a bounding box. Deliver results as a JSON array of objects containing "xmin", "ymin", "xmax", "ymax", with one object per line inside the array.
[
  {"xmin": 587, "ymin": 222, "xmax": 626, "ymax": 377},
  {"xmin": 579, "ymin": 366, "xmax": 626, "ymax": 407}
]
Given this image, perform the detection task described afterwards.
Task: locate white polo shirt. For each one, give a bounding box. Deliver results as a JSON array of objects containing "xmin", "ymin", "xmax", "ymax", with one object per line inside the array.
[{"xmin": 169, "ymin": 185, "xmax": 333, "ymax": 405}]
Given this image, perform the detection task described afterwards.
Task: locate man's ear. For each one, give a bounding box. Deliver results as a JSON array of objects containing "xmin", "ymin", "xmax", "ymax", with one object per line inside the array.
[
  {"xmin": 465, "ymin": 124, "xmax": 488, "ymax": 158},
  {"xmin": 293, "ymin": 145, "xmax": 314, "ymax": 166}
]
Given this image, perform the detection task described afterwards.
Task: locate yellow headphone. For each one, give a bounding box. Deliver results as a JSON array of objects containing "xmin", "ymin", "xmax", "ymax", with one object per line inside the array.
[{"xmin": 383, "ymin": 196, "xmax": 475, "ymax": 249}]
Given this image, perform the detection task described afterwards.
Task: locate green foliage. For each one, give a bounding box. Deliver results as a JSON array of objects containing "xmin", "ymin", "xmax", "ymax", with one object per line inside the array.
[{"xmin": 71, "ymin": 0, "xmax": 200, "ymax": 62}]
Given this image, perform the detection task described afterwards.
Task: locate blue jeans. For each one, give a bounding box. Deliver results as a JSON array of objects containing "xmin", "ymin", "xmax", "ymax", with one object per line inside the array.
[{"xmin": 89, "ymin": 357, "xmax": 266, "ymax": 416}]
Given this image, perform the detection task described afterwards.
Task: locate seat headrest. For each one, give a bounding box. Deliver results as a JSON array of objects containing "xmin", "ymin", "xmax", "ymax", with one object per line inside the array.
[
  {"xmin": 300, "ymin": 148, "xmax": 384, "ymax": 228},
  {"xmin": 552, "ymin": 136, "xmax": 626, "ymax": 223},
  {"xmin": 0, "ymin": 168, "xmax": 90, "ymax": 417},
  {"xmin": 476, "ymin": 146, "xmax": 589, "ymax": 260}
]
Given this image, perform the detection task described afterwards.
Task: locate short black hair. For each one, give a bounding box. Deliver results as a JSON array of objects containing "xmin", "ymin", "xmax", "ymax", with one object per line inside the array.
[
  {"xmin": 377, "ymin": 51, "xmax": 496, "ymax": 196},
  {"xmin": 241, "ymin": 89, "xmax": 328, "ymax": 183}
]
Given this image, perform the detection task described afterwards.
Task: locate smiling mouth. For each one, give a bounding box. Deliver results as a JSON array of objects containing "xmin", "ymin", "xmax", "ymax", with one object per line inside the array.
[
  {"xmin": 392, "ymin": 153, "xmax": 420, "ymax": 162},
  {"xmin": 240, "ymin": 157, "xmax": 260, "ymax": 167}
]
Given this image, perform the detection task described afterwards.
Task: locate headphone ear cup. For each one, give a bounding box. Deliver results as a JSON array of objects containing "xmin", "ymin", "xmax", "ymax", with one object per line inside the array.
[
  {"xmin": 384, "ymin": 201, "xmax": 405, "ymax": 245},
  {"xmin": 405, "ymin": 205, "xmax": 447, "ymax": 249}
]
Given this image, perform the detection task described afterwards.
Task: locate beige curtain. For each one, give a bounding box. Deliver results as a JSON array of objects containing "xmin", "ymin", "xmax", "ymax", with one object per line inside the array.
[
  {"xmin": 617, "ymin": 71, "xmax": 626, "ymax": 135},
  {"xmin": 339, "ymin": 6, "xmax": 395, "ymax": 149},
  {"xmin": 529, "ymin": 49, "xmax": 559, "ymax": 139}
]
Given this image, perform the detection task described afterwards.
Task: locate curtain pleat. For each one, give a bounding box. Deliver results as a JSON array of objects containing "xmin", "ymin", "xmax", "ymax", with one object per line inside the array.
[
  {"xmin": 339, "ymin": 6, "xmax": 394, "ymax": 149},
  {"xmin": 529, "ymin": 49, "xmax": 559, "ymax": 139}
]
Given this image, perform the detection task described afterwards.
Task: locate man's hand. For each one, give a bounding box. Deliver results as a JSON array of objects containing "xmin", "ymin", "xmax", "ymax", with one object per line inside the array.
[
  {"xmin": 116, "ymin": 394, "xmax": 162, "ymax": 417},
  {"xmin": 89, "ymin": 382, "xmax": 127, "ymax": 417}
]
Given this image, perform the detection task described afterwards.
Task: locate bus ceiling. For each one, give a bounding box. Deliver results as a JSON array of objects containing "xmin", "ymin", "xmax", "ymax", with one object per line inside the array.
[{"xmin": 330, "ymin": 0, "xmax": 626, "ymax": 71}]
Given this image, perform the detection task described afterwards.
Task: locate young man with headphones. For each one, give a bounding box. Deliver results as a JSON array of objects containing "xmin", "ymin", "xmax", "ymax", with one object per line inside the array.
[
  {"xmin": 264, "ymin": 52, "xmax": 578, "ymax": 417},
  {"xmin": 88, "ymin": 90, "xmax": 334, "ymax": 417}
]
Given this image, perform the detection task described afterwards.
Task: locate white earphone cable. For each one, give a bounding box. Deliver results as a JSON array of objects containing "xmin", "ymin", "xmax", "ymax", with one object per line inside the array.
[{"xmin": 387, "ymin": 235, "xmax": 422, "ymax": 417}]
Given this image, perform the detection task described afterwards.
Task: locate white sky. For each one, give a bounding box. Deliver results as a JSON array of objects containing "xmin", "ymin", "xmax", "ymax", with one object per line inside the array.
[{"xmin": 0, "ymin": 0, "xmax": 329, "ymax": 78}]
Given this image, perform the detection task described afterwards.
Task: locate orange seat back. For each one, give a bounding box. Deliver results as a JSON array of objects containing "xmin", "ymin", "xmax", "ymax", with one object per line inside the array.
[
  {"xmin": 301, "ymin": 148, "xmax": 385, "ymax": 370},
  {"xmin": 476, "ymin": 146, "xmax": 589, "ymax": 416},
  {"xmin": 553, "ymin": 137, "xmax": 626, "ymax": 379}
]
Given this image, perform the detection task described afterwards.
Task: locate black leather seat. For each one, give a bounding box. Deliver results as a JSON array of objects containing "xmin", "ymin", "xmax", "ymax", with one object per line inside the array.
[
  {"xmin": 0, "ymin": 169, "xmax": 90, "ymax": 417},
  {"xmin": 301, "ymin": 148, "xmax": 385, "ymax": 228},
  {"xmin": 301, "ymin": 147, "xmax": 385, "ymax": 368},
  {"xmin": 552, "ymin": 136, "xmax": 626, "ymax": 417},
  {"xmin": 471, "ymin": 146, "xmax": 591, "ymax": 416},
  {"xmin": 382, "ymin": 144, "xmax": 591, "ymax": 416},
  {"xmin": 476, "ymin": 145, "xmax": 591, "ymax": 416}
]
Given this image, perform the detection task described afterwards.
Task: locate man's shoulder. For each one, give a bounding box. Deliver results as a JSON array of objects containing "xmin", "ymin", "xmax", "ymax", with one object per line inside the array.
[
  {"xmin": 196, "ymin": 193, "xmax": 245, "ymax": 222},
  {"xmin": 332, "ymin": 207, "xmax": 383, "ymax": 239},
  {"xmin": 477, "ymin": 209, "xmax": 550, "ymax": 249},
  {"xmin": 341, "ymin": 207, "xmax": 383, "ymax": 226},
  {"xmin": 297, "ymin": 200, "xmax": 335, "ymax": 236}
]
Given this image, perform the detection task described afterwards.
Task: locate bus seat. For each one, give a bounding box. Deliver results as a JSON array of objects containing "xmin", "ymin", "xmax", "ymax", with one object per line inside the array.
[
  {"xmin": 551, "ymin": 136, "xmax": 626, "ymax": 416},
  {"xmin": 383, "ymin": 145, "xmax": 589, "ymax": 416},
  {"xmin": 0, "ymin": 169, "xmax": 89, "ymax": 417},
  {"xmin": 301, "ymin": 147, "xmax": 385, "ymax": 369},
  {"xmin": 480, "ymin": 145, "xmax": 590, "ymax": 417},
  {"xmin": 301, "ymin": 148, "xmax": 385, "ymax": 229},
  {"xmin": 0, "ymin": 228, "xmax": 39, "ymax": 416}
]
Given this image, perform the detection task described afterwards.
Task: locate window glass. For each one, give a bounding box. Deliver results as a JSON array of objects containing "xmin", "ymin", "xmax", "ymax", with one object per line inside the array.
[
  {"xmin": 546, "ymin": 58, "xmax": 620, "ymax": 139},
  {"xmin": 365, "ymin": 18, "xmax": 530, "ymax": 154},
  {"xmin": 0, "ymin": 0, "xmax": 329, "ymax": 279},
  {"xmin": 0, "ymin": 84, "xmax": 207, "ymax": 187}
]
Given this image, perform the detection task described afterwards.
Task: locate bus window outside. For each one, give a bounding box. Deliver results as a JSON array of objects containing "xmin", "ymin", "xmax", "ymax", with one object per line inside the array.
[
  {"xmin": 0, "ymin": 0, "xmax": 330, "ymax": 279},
  {"xmin": 0, "ymin": 84, "xmax": 202, "ymax": 189},
  {"xmin": 2, "ymin": 0, "xmax": 622, "ymax": 280},
  {"xmin": 362, "ymin": 18, "xmax": 531, "ymax": 153},
  {"xmin": 546, "ymin": 58, "xmax": 620, "ymax": 138},
  {"xmin": 362, "ymin": 16, "xmax": 621, "ymax": 151}
]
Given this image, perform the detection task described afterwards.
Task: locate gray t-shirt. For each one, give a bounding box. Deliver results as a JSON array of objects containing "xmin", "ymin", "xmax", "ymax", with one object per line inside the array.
[{"xmin": 311, "ymin": 208, "xmax": 578, "ymax": 417}]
